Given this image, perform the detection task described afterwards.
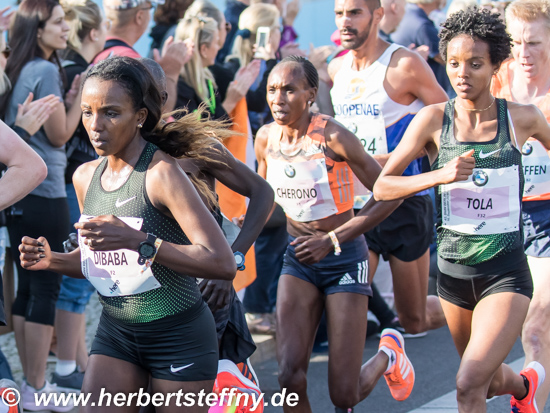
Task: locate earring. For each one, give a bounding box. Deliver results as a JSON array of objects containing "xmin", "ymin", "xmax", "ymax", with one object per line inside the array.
[
  {"xmin": 308, "ymin": 101, "xmax": 312, "ymax": 105},
  {"xmin": 137, "ymin": 123, "xmax": 143, "ymax": 128}
]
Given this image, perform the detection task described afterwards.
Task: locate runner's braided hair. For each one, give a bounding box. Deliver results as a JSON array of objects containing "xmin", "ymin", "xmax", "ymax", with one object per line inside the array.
[
  {"xmin": 279, "ymin": 55, "xmax": 319, "ymax": 90},
  {"xmin": 439, "ymin": 7, "xmax": 511, "ymax": 66}
]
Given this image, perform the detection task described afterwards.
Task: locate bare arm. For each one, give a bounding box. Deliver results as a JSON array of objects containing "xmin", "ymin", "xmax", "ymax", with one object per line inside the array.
[
  {"xmin": 0, "ymin": 121, "xmax": 47, "ymax": 210},
  {"xmin": 373, "ymin": 105, "xmax": 475, "ymax": 201},
  {"xmin": 17, "ymin": 160, "xmax": 100, "ymax": 278},
  {"xmin": 144, "ymin": 154, "xmax": 237, "ymax": 279},
  {"xmin": 206, "ymin": 143, "xmax": 274, "ymax": 255},
  {"xmin": 323, "ymin": 120, "xmax": 402, "ymax": 243}
]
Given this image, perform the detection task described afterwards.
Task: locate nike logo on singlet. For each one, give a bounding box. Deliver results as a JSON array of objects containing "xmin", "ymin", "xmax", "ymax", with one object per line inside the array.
[
  {"xmin": 115, "ymin": 196, "xmax": 136, "ymax": 208},
  {"xmin": 479, "ymin": 149, "xmax": 502, "ymax": 159},
  {"xmin": 170, "ymin": 363, "xmax": 194, "ymax": 373}
]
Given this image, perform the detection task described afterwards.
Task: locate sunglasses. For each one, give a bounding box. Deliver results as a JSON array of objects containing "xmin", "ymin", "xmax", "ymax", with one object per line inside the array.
[{"xmin": 2, "ymin": 45, "xmax": 10, "ymax": 59}]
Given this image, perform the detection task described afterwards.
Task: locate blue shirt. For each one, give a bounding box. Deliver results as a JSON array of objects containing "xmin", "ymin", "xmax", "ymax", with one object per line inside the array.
[{"xmin": 391, "ymin": 4, "xmax": 453, "ymax": 96}]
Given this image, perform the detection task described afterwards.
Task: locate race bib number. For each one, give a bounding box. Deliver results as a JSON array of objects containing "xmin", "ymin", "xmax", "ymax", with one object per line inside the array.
[
  {"xmin": 440, "ymin": 167, "xmax": 520, "ymax": 235},
  {"xmin": 78, "ymin": 215, "xmax": 161, "ymax": 297},
  {"xmin": 267, "ymin": 158, "xmax": 338, "ymax": 222},
  {"xmin": 522, "ymin": 139, "xmax": 550, "ymax": 197}
]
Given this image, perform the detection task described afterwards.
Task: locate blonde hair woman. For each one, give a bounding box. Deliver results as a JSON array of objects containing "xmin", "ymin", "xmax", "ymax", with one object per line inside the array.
[{"xmin": 174, "ymin": 7, "xmax": 260, "ymax": 118}]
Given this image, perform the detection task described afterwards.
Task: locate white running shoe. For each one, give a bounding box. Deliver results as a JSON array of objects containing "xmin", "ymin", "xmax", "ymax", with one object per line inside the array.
[{"xmin": 21, "ymin": 380, "xmax": 74, "ymax": 412}]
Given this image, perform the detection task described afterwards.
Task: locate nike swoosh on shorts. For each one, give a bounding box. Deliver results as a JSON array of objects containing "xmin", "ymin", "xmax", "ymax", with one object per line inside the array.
[{"xmin": 170, "ymin": 363, "xmax": 194, "ymax": 373}]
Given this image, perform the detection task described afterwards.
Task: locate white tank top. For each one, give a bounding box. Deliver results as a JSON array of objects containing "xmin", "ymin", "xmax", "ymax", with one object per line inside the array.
[{"xmin": 331, "ymin": 43, "xmax": 425, "ymax": 207}]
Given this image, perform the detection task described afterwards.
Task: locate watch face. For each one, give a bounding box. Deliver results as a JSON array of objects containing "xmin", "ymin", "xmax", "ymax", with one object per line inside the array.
[
  {"xmin": 140, "ymin": 243, "xmax": 156, "ymax": 258},
  {"xmin": 235, "ymin": 255, "xmax": 244, "ymax": 265}
]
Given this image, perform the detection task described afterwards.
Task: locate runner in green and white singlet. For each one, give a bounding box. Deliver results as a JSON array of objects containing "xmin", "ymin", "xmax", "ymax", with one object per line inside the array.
[{"xmin": 373, "ymin": 8, "xmax": 550, "ymax": 413}]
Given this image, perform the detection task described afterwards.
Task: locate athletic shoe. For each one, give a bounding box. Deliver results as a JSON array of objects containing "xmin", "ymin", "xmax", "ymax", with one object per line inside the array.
[
  {"xmin": 21, "ymin": 380, "xmax": 74, "ymax": 412},
  {"xmin": 510, "ymin": 361, "xmax": 545, "ymax": 413},
  {"xmin": 236, "ymin": 360, "xmax": 259, "ymax": 387},
  {"xmin": 51, "ymin": 368, "xmax": 84, "ymax": 393},
  {"xmin": 378, "ymin": 317, "xmax": 427, "ymax": 339},
  {"xmin": 379, "ymin": 328, "xmax": 415, "ymax": 401},
  {"xmin": 211, "ymin": 359, "xmax": 262, "ymax": 413},
  {"xmin": 0, "ymin": 379, "xmax": 20, "ymax": 413}
]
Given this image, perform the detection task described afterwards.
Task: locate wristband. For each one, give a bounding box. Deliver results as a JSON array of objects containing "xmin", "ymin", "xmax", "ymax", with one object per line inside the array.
[{"xmin": 328, "ymin": 231, "xmax": 341, "ymax": 256}]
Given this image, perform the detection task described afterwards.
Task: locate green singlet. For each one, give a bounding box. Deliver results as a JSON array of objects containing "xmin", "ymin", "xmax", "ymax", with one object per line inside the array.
[
  {"xmin": 431, "ymin": 98, "xmax": 524, "ymax": 277},
  {"xmin": 81, "ymin": 143, "xmax": 202, "ymax": 323}
]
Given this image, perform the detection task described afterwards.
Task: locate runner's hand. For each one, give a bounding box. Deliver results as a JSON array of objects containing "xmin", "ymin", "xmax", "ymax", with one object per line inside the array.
[
  {"xmin": 74, "ymin": 215, "xmax": 143, "ymax": 251},
  {"xmin": 199, "ymin": 279, "xmax": 233, "ymax": 312},
  {"xmin": 19, "ymin": 236, "xmax": 52, "ymax": 271},
  {"xmin": 291, "ymin": 233, "xmax": 333, "ymax": 264},
  {"xmin": 438, "ymin": 149, "xmax": 475, "ymax": 184}
]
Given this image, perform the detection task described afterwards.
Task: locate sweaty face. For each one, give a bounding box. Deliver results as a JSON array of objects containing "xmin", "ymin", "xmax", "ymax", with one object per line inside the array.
[
  {"xmin": 81, "ymin": 78, "xmax": 146, "ymax": 157},
  {"xmin": 446, "ymin": 35, "xmax": 498, "ymax": 101},
  {"xmin": 508, "ymin": 17, "xmax": 550, "ymax": 80},
  {"xmin": 267, "ymin": 64, "xmax": 314, "ymax": 126},
  {"xmin": 335, "ymin": 0, "xmax": 374, "ymax": 50}
]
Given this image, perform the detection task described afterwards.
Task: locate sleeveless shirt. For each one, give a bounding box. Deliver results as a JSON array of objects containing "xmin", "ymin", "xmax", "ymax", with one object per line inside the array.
[
  {"xmin": 265, "ymin": 113, "xmax": 354, "ymax": 222},
  {"xmin": 79, "ymin": 143, "xmax": 202, "ymax": 323},
  {"xmin": 432, "ymin": 99, "xmax": 524, "ymax": 277},
  {"xmin": 491, "ymin": 59, "xmax": 550, "ymax": 201},
  {"xmin": 331, "ymin": 43, "xmax": 426, "ymax": 208}
]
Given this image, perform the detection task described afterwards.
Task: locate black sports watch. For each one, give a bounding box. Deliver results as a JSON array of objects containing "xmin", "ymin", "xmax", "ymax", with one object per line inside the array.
[
  {"xmin": 138, "ymin": 233, "xmax": 157, "ymax": 265},
  {"xmin": 234, "ymin": 251, "xmax": 245, "ymax": 271}
]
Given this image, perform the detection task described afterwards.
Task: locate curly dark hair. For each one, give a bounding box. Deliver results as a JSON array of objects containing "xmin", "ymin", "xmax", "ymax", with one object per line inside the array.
[{"xmin": 439, "ymin": 7, "xmax": 511, "ymax": 66}]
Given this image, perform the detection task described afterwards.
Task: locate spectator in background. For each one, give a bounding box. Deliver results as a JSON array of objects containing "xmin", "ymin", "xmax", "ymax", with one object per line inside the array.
[
  {"xmin": 446, "ymin": 0, "xmax": 478, "ymax": 16},
  {"xmin": 225, "ymin": 3, "xmax": 281, "ymax": 134},
  {"xmin": 0, "ymin": 0, "xmax": 84, "ymax": 410},
  {"xmin": 50, "ymin": 0, "xmax": 109, "ymax": 394},
  {"xmin": 391, "ymin": 0, "xmax": 454, "ymax": 96},
  {"xmin": 149, "ymin": 0, "xmax": 193, "ymax": 54},
  {"xmin": 379, "ymin": 0, "xmax": 407, "ymax": 41},
  {"xmin": 94, "ymin": 0, "xmax": 191, "ymax": 113},
  {"xmin": 175, "ymin": 1, "xmax": 260, "ymax": 117},
  {"xmin": 217, "ymin": 0, "xmax": 249, "ymax": 64}
]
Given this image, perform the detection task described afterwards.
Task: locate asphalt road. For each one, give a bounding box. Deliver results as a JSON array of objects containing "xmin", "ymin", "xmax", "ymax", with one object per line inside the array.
[{"xmin": 254, "ymin": 326, "xmax": 547, "ymax": 413}]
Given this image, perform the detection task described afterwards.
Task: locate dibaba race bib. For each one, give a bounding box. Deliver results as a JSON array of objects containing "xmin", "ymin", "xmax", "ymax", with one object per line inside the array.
[{"xmin": 78, "ymin": 215, "xmax": 161, "ymax": 297}]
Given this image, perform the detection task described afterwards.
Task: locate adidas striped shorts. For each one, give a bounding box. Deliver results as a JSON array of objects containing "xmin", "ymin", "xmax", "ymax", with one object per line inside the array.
[{"xmin": 282, "ymin": 235, "xmax": 373, "ymax": 296}]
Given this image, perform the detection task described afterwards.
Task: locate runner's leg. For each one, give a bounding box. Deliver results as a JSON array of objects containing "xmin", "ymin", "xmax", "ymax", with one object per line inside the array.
[
  {"xmin": 152, "ymin": 378, "xmax": 215, "ymax": 413},
  {"xmin": 441, "ymin": 293, "xmax": 529, "ymax": 412},
  {"xmin": 81, "ymin": 354, "xmax": 150, "ymax": 413},
  {"xmin": 522, "ymin": 255, "xmax": 550, "ymax": 409},
  {"xmin": 390, "ymin": 250, "xmax": 445, "ymax": 334},
  {"xmin": 325, "ymin": 293, "xmax": 388, "ymax": 407},
  {"xmin": 276, "ymin": 274, "xmax": 324, "ymax": 413}
]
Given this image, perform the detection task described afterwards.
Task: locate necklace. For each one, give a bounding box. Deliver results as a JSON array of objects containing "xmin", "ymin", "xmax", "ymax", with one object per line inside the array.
[{"xmin": 455, "ymin": 96, "xmax": 496, "ymax": 112}]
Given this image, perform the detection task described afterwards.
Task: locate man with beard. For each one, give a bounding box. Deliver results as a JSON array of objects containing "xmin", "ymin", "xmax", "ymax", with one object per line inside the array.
[{"xmin": 329, "ymin": 0, "xmax": 447, "ymax": 338}]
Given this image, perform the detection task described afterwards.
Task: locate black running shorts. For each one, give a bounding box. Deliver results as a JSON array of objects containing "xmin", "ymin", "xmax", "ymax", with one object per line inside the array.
[
  {"xmin": 437, "ymin": 258, "xmax": 533, "ymax": 311},
  {"xmin": 90, "ymin": 300, "xmax": 218, "ymax": 381},
  {"xmin": 364, "ymin": 195, "xmax": 434, "ymax": 262}
]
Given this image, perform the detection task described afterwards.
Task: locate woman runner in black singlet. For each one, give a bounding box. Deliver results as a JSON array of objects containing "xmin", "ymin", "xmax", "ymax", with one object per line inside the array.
[
  {"xmin": 373, "ymin": 8, "xmax": 550, "ymax": 413},
  {"xmin": 19, "ymin": 56, "xmax": 236, "ymax": 413}
]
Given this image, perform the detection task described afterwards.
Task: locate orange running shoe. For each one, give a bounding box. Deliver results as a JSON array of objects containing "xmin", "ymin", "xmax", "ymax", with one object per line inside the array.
[
  {"xmin": 211, "ymin": 359, "xmax": 263, "ymax": 413},
  {"xmin": 379, "ymin": 328, "xmax": 415, "ymax": 401},
  {"xmin": 511, "ymin": 361, "xmax": 545, "ymax": 413}
]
